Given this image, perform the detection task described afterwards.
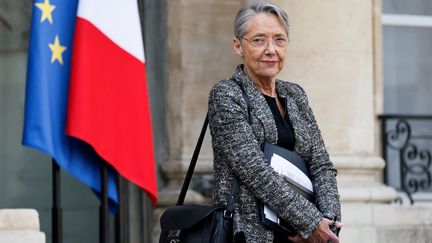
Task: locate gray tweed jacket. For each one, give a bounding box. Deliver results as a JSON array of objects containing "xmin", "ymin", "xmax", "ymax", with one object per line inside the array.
[{"xmin": 208, "ymin": 65, "xmax": 341, "ymax": 242}]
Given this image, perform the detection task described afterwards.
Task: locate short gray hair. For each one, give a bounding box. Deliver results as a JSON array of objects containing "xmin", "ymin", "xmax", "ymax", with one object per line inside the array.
[{"xmin": 234, "ymin": 1, "xmax": 289, "ymax": 39}]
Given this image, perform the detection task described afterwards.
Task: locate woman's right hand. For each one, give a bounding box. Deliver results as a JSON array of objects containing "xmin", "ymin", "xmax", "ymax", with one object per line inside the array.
[{"xmin": 288, "ymin": 218, "xmax": 341, "ymax": 243}]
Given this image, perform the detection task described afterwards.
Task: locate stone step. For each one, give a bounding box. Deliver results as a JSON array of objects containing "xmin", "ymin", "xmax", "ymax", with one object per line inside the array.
[
  {"xmin": 0, "ymin": 209, "xmax": 45, "ymax": 243},
  {"xmin": 0, "ymin": 231, "xmax": 45, "ymax": 243},
  {"xmin": 340, "ymin": 203, "xmax": 432, "ymax": 243}
]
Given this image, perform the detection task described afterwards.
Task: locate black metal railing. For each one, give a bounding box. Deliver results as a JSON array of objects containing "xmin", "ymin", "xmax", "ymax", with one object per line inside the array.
[
  {"xmin": 51, "ymin": 161, "xmax": 128, "ymax": 243},
  {"xmin": 378, "ymin": 114, "xmax": 432, "ymax": 204}
]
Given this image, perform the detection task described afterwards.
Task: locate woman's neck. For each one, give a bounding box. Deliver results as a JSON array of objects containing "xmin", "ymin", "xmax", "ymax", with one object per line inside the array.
[
  {"xmin": 243, "ymin": 66, "xmax": 277, "ymax": 97},
  {"xmin": 255, "ymin": 82, "xmax": 276, "ymax": 97}
]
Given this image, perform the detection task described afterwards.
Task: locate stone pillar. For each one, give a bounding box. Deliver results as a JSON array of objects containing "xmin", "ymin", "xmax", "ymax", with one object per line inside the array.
[
  {"xmin": 0, "ymin": 209, "xmax": 45, "ymax": 243},
  {"xmin": 158, "ymin": 0, "xmax": 243, "ymax": 206},
  {"xmin": 272, "ymin": 0, "xmax": 396, "ymax": 202},
  {"xmin": 274, "ymin": 0, "xmax": 432, "ymax": 242},
  {"xmin": 154, "ymin": 0, "xmax": 243, "ymax": 241}
]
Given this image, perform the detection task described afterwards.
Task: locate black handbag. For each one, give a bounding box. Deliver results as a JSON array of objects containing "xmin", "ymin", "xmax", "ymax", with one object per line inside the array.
[{"xmin": 159, "ymin": 115, "xmax": 238, "ymax": 243}]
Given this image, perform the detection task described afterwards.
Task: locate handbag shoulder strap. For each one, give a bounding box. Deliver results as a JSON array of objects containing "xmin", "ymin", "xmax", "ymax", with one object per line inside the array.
[
  {"xmin": 175, "ymin": 115, "xmax": 240, "ymax": 208},
  {"xmin": 239, "ymin": 84, "xmax": 252, "ymax": 123},
  {"xmin": 176, "ymin": 114, "xmax": 209, "ymax": 206},
  {"xmin": 176, "ymin": 83, "xmax": 251, "ymax": 209}
]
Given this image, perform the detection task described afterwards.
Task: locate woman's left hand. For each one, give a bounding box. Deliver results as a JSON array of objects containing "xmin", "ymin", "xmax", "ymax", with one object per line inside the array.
[
  {"xmin": 287, "ymin": 235, "xmax": 308, "ymax": 243},
  {"xmin": 287, "ymin": 218, "xmax": 342, "ymax": 243}
]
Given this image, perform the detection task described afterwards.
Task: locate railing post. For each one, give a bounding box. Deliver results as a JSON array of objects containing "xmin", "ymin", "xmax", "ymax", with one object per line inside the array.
[
  {"xmin": 116, "ymin": 174, "xmax": 129, "ymax": 243},
  {"xmin": 52, "ymin": 160, "xmax": 62, "ymax": 243},
  {"xmin": 100, "ymin": 163, "xmax": 109, "ymax": 243},
  {"xmin": 380, "ymin": 116, "xmax": 387, "ymax": 184}
]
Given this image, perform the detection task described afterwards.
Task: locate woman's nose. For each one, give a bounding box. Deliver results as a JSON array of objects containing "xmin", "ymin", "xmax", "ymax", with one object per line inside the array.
[{"xmin": 264, "ymin": 41, "xmax": 277, "ymax": 54}]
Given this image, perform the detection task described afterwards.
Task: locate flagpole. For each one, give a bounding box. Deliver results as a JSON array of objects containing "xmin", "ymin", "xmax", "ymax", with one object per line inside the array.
[
  {"xmin": 100, "ymin": 163, "xmax": 109, "ymax": 243},
  {"xmin": 115, "ymin": 173, "xmax": 122, "ymax": 243},
  {"xmin": 115, "ymin": 174, "xmax": 127, "ymax": 243},
  {"xmin": 52, "ymin": 159, "xmax": 62, "ymax": 243}
]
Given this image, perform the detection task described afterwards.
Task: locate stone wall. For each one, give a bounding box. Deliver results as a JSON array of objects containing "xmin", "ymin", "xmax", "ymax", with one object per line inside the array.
[
  {"xmin": 276, "ymin": 0, "xmax": 377, "ymax": 155},
  {"xmin": 159, "ymin": 0, "xmax": 244, "ymax": 206},
  {"xmin": 157, "ymin": 0, "xmax": 432, "ymax": 242},
  {"xmin": 166, "ymin": 0, "xmax": 243, "ymax": 161}
]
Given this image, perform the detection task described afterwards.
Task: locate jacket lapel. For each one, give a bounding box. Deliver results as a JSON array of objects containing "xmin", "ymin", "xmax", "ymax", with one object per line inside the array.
[{"xmin": 232, "ymin": 65, "xmax": 277, "ymax": 144}]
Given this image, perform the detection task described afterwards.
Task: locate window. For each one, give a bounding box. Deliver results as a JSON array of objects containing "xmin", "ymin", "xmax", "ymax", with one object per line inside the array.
[
  {"xmin": 381, "ymin": 0, "xmax": 432, "ymax": 205},
  {"xmin": 382, "ymin": 0, "xmax": 432, "ymax": 114}
]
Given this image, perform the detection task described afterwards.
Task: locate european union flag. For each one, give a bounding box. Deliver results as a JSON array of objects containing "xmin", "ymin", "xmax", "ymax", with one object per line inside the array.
[{"xmin": 23, "ymin": 0, "xmax": 118, "ymax": 205}]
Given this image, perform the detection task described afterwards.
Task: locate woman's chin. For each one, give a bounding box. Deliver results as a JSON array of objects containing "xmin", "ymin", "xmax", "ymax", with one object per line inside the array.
[{"xmin": 256, "ymin": 70, "xmax": 281, "ymax": 80}]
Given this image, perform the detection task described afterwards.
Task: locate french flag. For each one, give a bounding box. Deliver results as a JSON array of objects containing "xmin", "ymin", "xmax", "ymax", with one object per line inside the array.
[{"xmin": 66, "ymin": 0, "xmax": 158, "ymax": 204}]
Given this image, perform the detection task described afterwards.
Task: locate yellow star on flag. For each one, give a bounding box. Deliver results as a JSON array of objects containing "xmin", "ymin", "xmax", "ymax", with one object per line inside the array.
[
  {"xmin": 49, "ymin": 35, "xmax": 67, "ymax": 65},
  {"xmin": 35, "ymin": 0, "xmax": 56, "ymax": 24}
]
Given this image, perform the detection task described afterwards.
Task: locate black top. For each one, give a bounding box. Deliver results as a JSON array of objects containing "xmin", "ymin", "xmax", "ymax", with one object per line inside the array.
[{"xmin": 263, "ymin": 94, "xmax": 295, "ymax": 151}]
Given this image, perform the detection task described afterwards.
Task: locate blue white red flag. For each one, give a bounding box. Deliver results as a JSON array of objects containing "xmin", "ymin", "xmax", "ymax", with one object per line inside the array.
[{"xmin": 23, "ymin": 0, "xmax": 158, "ymax": 206}]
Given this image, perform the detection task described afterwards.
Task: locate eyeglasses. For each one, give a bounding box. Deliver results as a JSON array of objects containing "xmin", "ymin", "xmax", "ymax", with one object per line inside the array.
[{"xmin": 241, "ymin": 36, "xmax": 288, "ymax": 48}]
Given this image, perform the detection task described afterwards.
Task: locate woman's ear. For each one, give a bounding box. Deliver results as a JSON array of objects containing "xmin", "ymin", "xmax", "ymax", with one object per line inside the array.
[{"xmin": 233, "ymin": 37, "xmax": 243, "ymax": 57}]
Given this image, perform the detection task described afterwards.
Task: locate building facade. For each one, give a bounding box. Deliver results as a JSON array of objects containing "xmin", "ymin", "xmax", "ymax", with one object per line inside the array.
[{"xmin": 157, "ymin": 0, "xmax": 432, "ymax": 242}]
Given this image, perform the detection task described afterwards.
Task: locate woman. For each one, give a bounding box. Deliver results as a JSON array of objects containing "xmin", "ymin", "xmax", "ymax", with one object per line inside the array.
[{"xmin": 208, "ymin": 1, "xmax": 342, "ymax": 242}]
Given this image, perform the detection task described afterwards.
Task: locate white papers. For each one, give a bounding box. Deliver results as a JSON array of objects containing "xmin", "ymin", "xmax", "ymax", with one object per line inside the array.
[
  {"xmin": 271, "ymin": 154, "xmax": 313, "ymax": 193},
  {"xmin": 263, "ymin": 204, "xmax": 278, "ymax": 222},
  {"xmin": 263, "ymin": 153, "xmax": 314, "ymax": 223}
]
